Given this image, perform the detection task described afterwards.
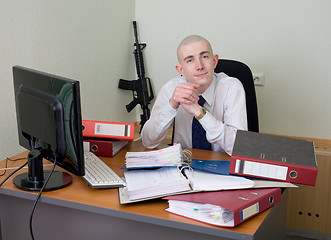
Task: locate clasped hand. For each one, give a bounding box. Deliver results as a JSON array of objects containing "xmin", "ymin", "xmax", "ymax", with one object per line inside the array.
[{"xmin": 169, "ymin": 83, "xmax": 202, "ymax": 117}]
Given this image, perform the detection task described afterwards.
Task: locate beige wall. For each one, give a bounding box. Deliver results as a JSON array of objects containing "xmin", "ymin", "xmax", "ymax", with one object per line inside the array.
[{"xmin": 0, "ymin": 0, "xmax": 136, "ymax": 159}]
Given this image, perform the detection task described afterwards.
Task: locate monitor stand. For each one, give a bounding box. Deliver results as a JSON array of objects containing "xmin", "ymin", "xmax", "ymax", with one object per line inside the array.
[{"xmin": 13, "ymin": 148, "xmax": 72, "ymax": 191}]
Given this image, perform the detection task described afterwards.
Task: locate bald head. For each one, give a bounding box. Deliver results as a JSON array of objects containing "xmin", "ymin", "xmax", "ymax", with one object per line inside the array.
[{"xmin": 177, "ymin": 35, "xmax": 213, "ymax": 63}]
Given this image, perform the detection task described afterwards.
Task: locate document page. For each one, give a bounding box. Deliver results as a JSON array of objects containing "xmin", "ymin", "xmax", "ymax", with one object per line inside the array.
[
  {"xmin": 124, "ymin": 167, "xmax": 190, "ymax": 200},
  {"xmin": 125, "ymin": 144, "xmax": 182, "ymax": 168},
  {"xmin": 166, "ymin": 200, "xmax": 234, "ymax": 227},
  {"xmin": 184, "ymin": 169, "xmax": 255, "ymax": 191}
]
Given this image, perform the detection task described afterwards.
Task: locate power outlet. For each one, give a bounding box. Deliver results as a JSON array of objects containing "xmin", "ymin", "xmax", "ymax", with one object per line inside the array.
[{"xmin": 253, "ymin": 73, "xmax": 265, "ymax": 86}]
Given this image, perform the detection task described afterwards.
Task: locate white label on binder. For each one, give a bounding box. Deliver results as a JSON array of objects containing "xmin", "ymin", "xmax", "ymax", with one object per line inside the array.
[
  {"xmin": 235, "ymin": 159, "xmax": 288, "ymax": 180},
  {"xmin": 241, "ymin": 203, "xmax": 259, "ymax": 220},
  {"xmin": 94, "ymin": 123, "xmax": 130, "ymax": 137},
  {"xmin": 83, "ymin": 141, "xmax": 90, "ymax": 152}
]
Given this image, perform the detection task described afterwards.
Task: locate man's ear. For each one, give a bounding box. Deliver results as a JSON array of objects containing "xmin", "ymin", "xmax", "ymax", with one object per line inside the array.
[
  {"xmin": 213, "ymin": 54, "xmax": 219, "ymax": 68},
  {"xmin": 175, "ymin": 64, "xmax": 184, "ymax": 76}
]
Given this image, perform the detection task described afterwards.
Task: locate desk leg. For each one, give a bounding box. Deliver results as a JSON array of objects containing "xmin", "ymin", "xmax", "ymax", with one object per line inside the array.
[
  {"xmin": 254, "ymin": 189, "xmax": 287, "ymax": 240},
  {"xmin": 0, "ymin": 215, "xmax": 2, "ymax": 240}
]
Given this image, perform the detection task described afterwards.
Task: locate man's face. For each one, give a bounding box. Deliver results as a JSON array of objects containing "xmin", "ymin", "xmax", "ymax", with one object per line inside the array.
[{"xmin": 176, "ymin": 40, "xmax": 218, "ymax": 93}]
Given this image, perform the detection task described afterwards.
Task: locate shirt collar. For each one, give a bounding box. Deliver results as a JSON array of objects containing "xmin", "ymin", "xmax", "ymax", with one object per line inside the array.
[{"xmin": 200, "ymin": 73, "xmax": 216, "ymax": 106}]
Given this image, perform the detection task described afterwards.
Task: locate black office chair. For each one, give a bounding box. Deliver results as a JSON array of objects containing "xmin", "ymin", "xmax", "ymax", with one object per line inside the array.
[{"xmin": 214, "ymin": 59, "xmax": 259, "ymax": 132}]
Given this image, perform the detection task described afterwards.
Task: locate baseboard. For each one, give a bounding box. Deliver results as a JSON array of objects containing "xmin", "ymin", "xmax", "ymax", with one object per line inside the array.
[{"xmin": 286, "ymin": 228, "xmax": 331, "ymax": 240}]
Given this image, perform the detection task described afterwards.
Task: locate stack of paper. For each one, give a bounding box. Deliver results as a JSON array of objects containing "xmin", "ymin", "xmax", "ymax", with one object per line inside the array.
[
  {"xmin": 167, "ymin": 200, "xmax": 234, "ymax": 226},
  {"xmin": 124, "ymin": 167, "xmax": 191, "ymax": 200},
  {"xmin": 183, "ymin": 169, "xmax": 255, "ymax": 191},
  {"xmin": 125, "ymin": 144, "xmax": 183, "ymax": 168},
  {"xmin": 164, "ymin": 188, "xmax": 282, "ymax": 227}
]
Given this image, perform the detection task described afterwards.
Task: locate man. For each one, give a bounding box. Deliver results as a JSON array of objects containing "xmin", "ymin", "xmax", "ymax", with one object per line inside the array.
[{"xmin": 141, "ymin": 35, "xmax": 247, "ymax": 155}]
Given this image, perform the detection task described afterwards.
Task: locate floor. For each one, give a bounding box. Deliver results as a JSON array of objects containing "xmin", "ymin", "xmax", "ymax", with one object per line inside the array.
[
  {"xmin": 286, "ymin": 236, "xmax": 316, "ymax": 240},
  {"xmin": 286, "ymin": 233, "xmax": 329, "ymax": 240}
]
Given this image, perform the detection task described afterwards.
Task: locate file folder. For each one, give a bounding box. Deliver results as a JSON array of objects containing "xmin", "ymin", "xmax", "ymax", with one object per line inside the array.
[
  {"xmin": 189, "ymin": 159, "xmax": 230, "ymax": 175},
  {"xmin": 83, "ymin": 138, "xmax": 128, "ymax": 157},
  {"xmin": 82, "ymin": 120, "xmax": 135, "ymax": 141},
  {"xmin": 163, "ymin": 188, "xmax": 281, "ymax": 227},
  {"xmin": 229, "ymin": 130, "xmax": 317, "ymax": 186}
]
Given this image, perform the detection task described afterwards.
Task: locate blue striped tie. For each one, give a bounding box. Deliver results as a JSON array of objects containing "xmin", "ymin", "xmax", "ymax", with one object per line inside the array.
[{"xmin": 192, "ymin": 96, "xmax": 212, "ymax": 150}]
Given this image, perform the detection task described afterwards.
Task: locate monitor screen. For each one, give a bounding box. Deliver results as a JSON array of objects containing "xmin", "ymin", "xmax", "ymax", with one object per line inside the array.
[{"xmin": 12, "ymin": 66, "xmax": 85, "ymax": 191}]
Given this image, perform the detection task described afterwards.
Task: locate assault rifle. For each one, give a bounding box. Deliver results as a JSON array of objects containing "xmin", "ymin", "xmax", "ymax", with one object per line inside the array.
[{"xmin": 118, "ymin": 21, "xmax": 154, "ymax": 132}]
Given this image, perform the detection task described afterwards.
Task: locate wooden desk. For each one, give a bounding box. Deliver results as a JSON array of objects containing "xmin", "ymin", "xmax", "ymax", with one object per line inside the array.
[{"xmin": 0, "ymin": 141, "xmax": 287, "ymax": 240}]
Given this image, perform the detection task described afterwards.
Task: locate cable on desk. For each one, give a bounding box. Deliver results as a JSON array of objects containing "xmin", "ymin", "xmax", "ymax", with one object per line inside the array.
[
  {"xmin": 0, "ymin": 157, "xmax": 27, "ymax": 177},
  {"xmin": 0, "ymin": 159, "xmax": 28, "ymax": 187},
  {"xmin": 7, "ymin": 156, "xmax": 28, "ymax": 162},
  {"xmin": 29, "ymin": 158, "xmax": 57, "ymax": 240}
]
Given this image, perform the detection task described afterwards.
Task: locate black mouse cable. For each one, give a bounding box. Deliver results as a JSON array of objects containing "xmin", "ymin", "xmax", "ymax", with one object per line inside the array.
[
  {"xmin": 0, "ymin": 159, "xmax": 28, "ymax": 186},
  {"xmin": 0, "ymin": 156, "xmax": 28, "ymax": 177},
  {"xmin": 29, "ymin": 158, "xmax": 57, "ymax": 240}
]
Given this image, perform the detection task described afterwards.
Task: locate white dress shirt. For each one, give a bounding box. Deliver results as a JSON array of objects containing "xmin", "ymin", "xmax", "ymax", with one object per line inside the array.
[{"xmin": 141, "ymin": 73, "xmax": 247, "ymax": 155}]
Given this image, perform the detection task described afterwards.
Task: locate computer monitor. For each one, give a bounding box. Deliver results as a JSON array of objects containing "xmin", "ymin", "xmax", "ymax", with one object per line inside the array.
[{"xmin": 12, "ymin": 66, "xmax": 85, "ymax": 191}]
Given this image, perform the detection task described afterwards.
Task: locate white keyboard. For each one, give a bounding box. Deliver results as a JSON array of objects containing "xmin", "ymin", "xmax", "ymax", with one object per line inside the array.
[{"xmin": 83, "ymin": 152, "xmax": 126, "ymax": 188}]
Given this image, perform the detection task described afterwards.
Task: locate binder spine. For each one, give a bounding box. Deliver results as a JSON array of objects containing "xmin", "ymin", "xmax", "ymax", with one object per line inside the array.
[
  {"xmin": 230, "ymin": 155, "xmax": 317, "ymax": 186},
  {"xmin": 234, "ymin": 188, "xmax": 281, "ymax": 225},
  {"xmin": 82, "ymin": 120, "xmax": 134, "ymax": 141},
  {"xmin": 83, "ymin": 139, "xmax": 114, "ymax": 157}
]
